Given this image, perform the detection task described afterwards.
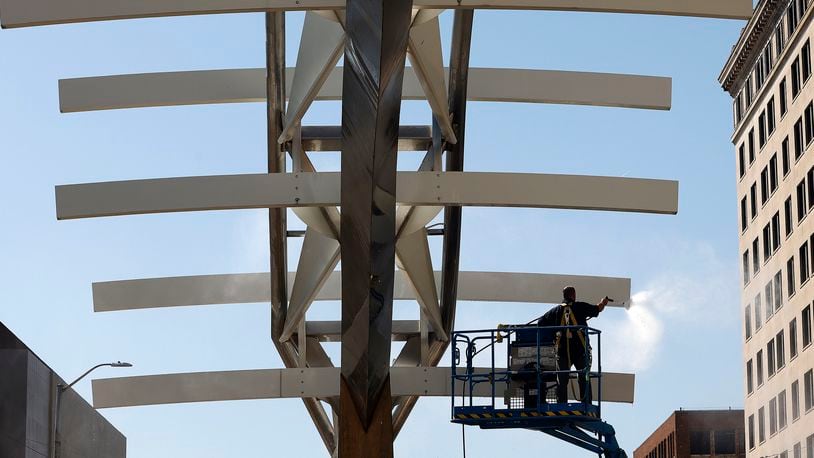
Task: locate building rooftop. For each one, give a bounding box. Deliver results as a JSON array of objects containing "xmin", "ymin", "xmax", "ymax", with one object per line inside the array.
[{"xmin": 720, "ymin": 0, "xmax": 785, "ymax": 95}]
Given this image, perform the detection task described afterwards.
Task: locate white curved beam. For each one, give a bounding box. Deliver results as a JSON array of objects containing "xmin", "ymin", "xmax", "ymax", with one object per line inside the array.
[
  {"xmin": 58, "ymin": 68, "xmax": 672, "ymax": 113},
  {"xmin": 0, "ymin": 0, "xmax": 752, "ymax": 29},
  {"xmin": 55, "ymin": 172, "xmax": 679, "ymax": 220},
  {"xmin": 91, "ymin": 367, "xmax": 634, "ymax": 408},
  {"xmin": 91, "ymin": 271, "xmax": 632, "ymax": 311}
]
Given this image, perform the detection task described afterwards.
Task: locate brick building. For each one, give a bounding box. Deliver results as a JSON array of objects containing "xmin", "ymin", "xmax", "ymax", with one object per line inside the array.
[{"xmin": 633, "ymin": 410, "xmax": 745, "ymax": 458}]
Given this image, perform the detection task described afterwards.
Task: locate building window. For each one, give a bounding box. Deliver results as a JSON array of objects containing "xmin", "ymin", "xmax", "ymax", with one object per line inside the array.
[
  {"xmin": 805, "ymin": 369, "xmax": 814, "ymax": 412},
  {"xmin": 765, "ymin": 224, "xmax": 773, "ymax": 260},
  {"xmin": 765, "ymin": 42, "xmax": 774, "ymax": 74},
  {"xmin": 789, "ymin": 2, "xmax": 800, "ymax": 34},
  {"xmin": 799, "ymin": 0, "xmax": 810, "ymax": 20},
  {"xmin": 781, "ymin": 78, "xmax": 789, "ymax": 116},
  {"xmin": 775, "ymin": 270, "xmax": 784, "ymax": 311},
  {"xmin": 772, "ymin": 212, "xmax": 781, "ymax": 251},
  {"xmin": 798, "ymin": 178, "xmax": 808, "ymax": 222},
  {"xmin": 748, "ymin": 77, "xmax": 754, "ymax": 106},
  {"xmin": 760, "ymin": 111, "xmax": 768, "ymax": 148},
  {"xmin": 752, "ymin": 182, "xmax": 759, "ymax": 219},
  {"xmin": 767, "ymin": 281, "xmax": 775, "ymax": 318},
  {"xmin": 786, "ymin": 196, "xmax": 795, "ymax": 236},
  {"xmin": 794, "ymin": 442, "xmax": 802, "ymax": 458},
  {"xmin": 768, "ymin": 339, "xmax": 776, "ymax": 377},
  {"xmin": 748, "ymin": 415, "xmax": 755, "ymax": 449},
  {"xmin": 770, "ymin": 396, "xmax": 778, "ymax": 436},
  {"xmin": 754, "ymin": 238, "xmax": 761, "ymax": 274},
  {"xmin": 689, "ymin": 431, "xmax": 710, "ymax": 455},
  {"xmin": 788, "ymin": 257, "xmax": 796, "ymax": 297},
  {"xmin": 739, "ymin": 143, "xmax": 746, "ymax": 178},
  {"xmin": 734, "ymin": 96, "xmax": 742, "ymax": 127},
  {"xmin": 777, "ymin": 22, "xmax": 786, "ymax": 55},
  {"xmin": 793, "ymin": 379, "xmax": 801, "ymax": 421},
  {"xmin": 762, "ymin": 166, "xmax": 770, "ymax": 204},
  {"xmin": 770, "ymin": 153, "xmax": 779, "ymax": 194},
  {"xmin": 793, "ymin": 58, "xmax": 802, "ymax": 98},
  {"xmin": 783, "ymin": 136, "xmax": 791, "ymax": 176},
  {"xmin": 807, "ymin": 103, "xmax": 814, "ymax": 145},
  {"xmin": 715, "ymin": 430, "xmax": 736, "ymax": 455},
  {"xmin": 796, "ymin": 117, "xmax": 805, "ymax": 159},
  {"xmin": 756, "ymin": 293, "xmax": 763, "ymax": 330},
  {"xmin": 808, "ymin": 234, "xmax": 814, "ymax": 278},
  {"xmin": 800, "ymin": 242, "xmax": 810, "ymax": 284},
  {"xmin": 803, "ymin": 40, "xmax": 812, "ymax": 83},
  {"xmin": 750, "ymin": 128, "xmax": 757, "ymax": 163},
  {"xmin": 741, "ymin": 196, "xmax": 748, "ymax": 232},
  {"xmin": 791, "ymin": 318, "xmax": 799, "ymax": 359},
  {"xmin": 746, "ymin": 305, "xmax": 753, "ymax": 341},
  {"xmin": 743, "ymin": 250, "xmax": 750, "ymax": 286},
  {"xmin": 757, "ymin": 349, "xmax": 765, "ymax": 386},
  {"xmin": 807, "ymin": 435, "xmax": 814, "ymax": 458},
  {"xmin": 809, "ymin": 167, "xmax": 814, "ymax": 212},
  {"xmin": 803, "ymin": 305, "xmax": 812, "ymax": 348},
  {"xmin": 759, "ymin": 406, "xmax": 766, "ymax": 443},
  {"xmin": 747, "ymin": 359, "xmax": 754, "ymax": 394},
  {"xmin": 769, "ymin": 98, "xmax": 777, "ymax": 136},
  {"xmin": 780, "ymin": 389, "xmax": 788, "ymax": 430},
  {"xmin": 777, "ymin": 330, "xmax": 785, "ymax": 370}
]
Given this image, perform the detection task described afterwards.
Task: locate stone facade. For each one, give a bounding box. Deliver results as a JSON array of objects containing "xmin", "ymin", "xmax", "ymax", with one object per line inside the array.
[{"xmin": 721, "ymin": 1, "xmax": 814, "ymax": 457}]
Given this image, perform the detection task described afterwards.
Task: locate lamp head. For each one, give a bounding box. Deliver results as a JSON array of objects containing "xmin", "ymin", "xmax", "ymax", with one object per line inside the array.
[{"xmin": 110, "ymin": 361, "xmax": 133, "ymax": 368}]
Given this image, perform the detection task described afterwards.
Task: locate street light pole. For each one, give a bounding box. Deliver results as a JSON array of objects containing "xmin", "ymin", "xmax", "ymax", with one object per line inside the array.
[{"xmin": 51, "ymin": 361, "xmax": 132, "ymax": 458}]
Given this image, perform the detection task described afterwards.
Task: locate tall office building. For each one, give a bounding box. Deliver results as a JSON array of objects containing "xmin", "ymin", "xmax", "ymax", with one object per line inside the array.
[{"xmin": 720, "ymin": 1, "xmax": 814, "ymax": 457}]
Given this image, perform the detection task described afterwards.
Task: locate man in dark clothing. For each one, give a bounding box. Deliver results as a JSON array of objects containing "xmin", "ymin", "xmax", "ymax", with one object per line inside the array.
[{"xmin": 538, "ymin": 286, "xmax": 609, "ymax": 404}]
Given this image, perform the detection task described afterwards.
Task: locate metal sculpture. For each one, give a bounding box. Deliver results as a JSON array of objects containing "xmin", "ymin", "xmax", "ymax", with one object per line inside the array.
[{"xmin": 0, "ymin": 0, "xmax": 751, "ymax": 455}]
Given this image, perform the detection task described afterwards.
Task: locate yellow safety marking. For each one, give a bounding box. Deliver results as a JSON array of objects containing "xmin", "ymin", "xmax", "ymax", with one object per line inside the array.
[
  {"xmin": 572, "ymin": 411, "xmax": 582, "ymax": 416},
  {"xmin": 559, "ymin": 411, "xmax": 569, "ymax": 415},
  {"xmin": 520, "ymin": 412, "xmax": 527, "ymax": 417},
  {"xmin": 496, "ymin": 413, "xmax": 506, "ymax": 418},
  {"xmin": 531, "ymin": 412, "xmax": 540, "ymax": 417},
  {"xmin": 546, "ymin": 411, "xmax": 555, "ymax": 416},
  {"xmin": 483, "ymin": 413, "xmax": 492, "ymax": 418},
  {"xmin": 469, "ymin": 414, "xmax": 480, "ymax": 419},
  {"xmin": 456, "ymin": 414, "xmax": 467, "ymax": 419}
]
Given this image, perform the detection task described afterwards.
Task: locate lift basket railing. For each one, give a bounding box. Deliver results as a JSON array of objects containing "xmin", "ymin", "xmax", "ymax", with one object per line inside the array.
[{"xmin": 450, "ymin": 324, "xmax": 603, "ymax": 417}]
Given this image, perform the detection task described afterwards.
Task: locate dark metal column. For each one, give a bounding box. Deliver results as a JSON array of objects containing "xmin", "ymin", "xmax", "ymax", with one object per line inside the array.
[
  {"xmin": 266, "ymin": 12, "xmax": 336, "ymax": 453},
  {"xmin": 439, "ymin": 8, "xmax": 473, "ymax": 334},
  {"xmin": 266, "ymin": 12, "xmax": 288, "ymax": 340},
  {"xmin": 338, "ymin": 0, "xmax": 413, "ymax": 455},
  {"xmin": 392, "ymin": 9, "xmax": 474, "ymax": 437}
]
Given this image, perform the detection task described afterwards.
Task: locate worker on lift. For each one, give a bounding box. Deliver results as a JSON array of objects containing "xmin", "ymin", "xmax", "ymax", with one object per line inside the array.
[{"xmin": 538, "ymin": 286, "xmax": 609, "ymax": 404}]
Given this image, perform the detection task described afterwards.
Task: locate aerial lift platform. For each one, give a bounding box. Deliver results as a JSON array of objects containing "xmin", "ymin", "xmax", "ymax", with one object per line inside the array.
[{"xmin": 451, "ymin": 325, "xmax": 626, "ymax": 457}]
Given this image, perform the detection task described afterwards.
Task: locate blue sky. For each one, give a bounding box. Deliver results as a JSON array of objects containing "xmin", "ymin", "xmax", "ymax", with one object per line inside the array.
[{"xmin": 0, "ymin": 8, "xmax": 746, "ymax": 457}]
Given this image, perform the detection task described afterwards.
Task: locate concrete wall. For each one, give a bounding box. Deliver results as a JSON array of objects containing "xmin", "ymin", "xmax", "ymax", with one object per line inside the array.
[{"xmin": 0, "ymin": 322, "xmax": 126, "ymax": 458}]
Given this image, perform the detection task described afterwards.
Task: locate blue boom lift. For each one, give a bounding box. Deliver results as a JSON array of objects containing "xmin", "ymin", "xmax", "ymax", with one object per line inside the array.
[{"xmin": 451, "ymin": 324, "xmax": 626, "ymax": 457}]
